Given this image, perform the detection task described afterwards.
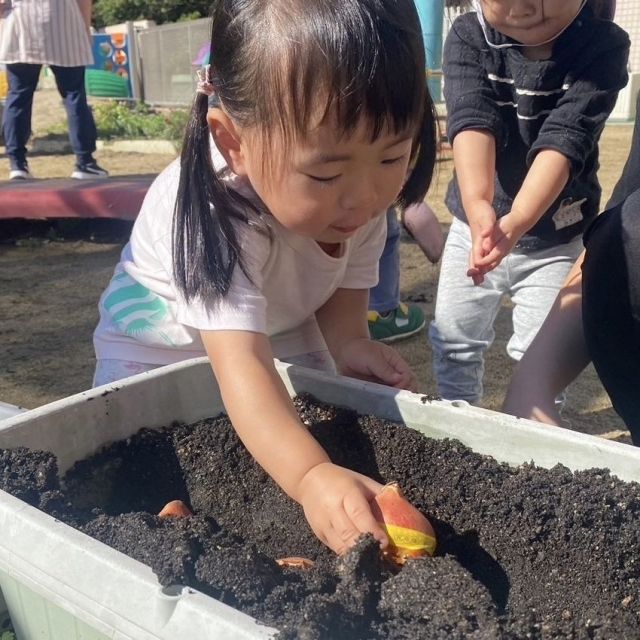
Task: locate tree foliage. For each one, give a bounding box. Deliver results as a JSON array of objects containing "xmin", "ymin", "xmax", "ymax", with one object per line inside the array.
[{"xmin": 93, "ymin": 0, "xmax": 212, "ymax": 28}]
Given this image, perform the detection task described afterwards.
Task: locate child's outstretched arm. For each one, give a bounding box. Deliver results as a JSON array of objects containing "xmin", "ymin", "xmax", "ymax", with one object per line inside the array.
[
  {"xmin": 502, "ymin": 251, "xmax": 589, "ymax": 424},
  {"xmin": 201, "ymin": 329, "xmax": 389, "ymax": 555},
  {"xmin": 452, "ymin": 129, "xmax": 498, "ymax": 285},
  {"xmin": 315, "ymin": 287, "xmax": 416, "ymax": 391},
  {"xmin": 475, "ymin": 149, "xmax": 571, "ymax": 272}
]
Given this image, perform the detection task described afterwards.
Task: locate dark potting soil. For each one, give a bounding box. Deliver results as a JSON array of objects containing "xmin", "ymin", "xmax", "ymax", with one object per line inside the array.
[{"xmin": 2, "ymin": 394, "xmax": 639, "ymax": 639}]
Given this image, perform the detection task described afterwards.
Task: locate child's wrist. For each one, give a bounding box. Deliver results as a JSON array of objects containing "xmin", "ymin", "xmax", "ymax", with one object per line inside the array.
[
  {"xmin": 506, "ymin": 205, "xmax": 535, "ymax": 236},
  {"xmin": 334, "ymin": 336, "xmax": 370, "ymax": 374},
  {"xmin": 296, "ymin": 461, "xmax": 333, "ymax": 503}
]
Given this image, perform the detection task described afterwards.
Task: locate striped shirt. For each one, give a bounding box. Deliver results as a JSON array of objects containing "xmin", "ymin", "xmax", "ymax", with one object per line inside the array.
[
  {"xmin": 0, "ymin": 0, "xmax": 94, "ymax": 66},
  {"xmin": 443, "ymin": 6, "xmax": 629, "ymax": 248}
]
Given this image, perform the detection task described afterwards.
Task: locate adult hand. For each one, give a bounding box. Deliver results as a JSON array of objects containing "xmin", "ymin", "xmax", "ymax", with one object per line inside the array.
[
  {"xmin": 337, "ymin": 337, "xmax": 416, "ymax": 391},
  {"xmin": 297, "ymin": 462, "xmax": 388, "ymax": 555}
]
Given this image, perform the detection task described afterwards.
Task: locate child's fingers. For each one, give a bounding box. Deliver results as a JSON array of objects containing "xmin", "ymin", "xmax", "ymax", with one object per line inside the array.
[
  {"xmin": 342, "ymin": 490, "xmax": 388, "ymax": 548},
  {"xmin": 325, "ymin": 512, "xmax": 364, "ymax": 555},
  {"xmin": 366, "ymin": 356, "xmax": 403, "ymax": 387},
  {"xmin": 481, "ymin": 235, "xmax": 495, "ymax": 254},
  {"xmin": 393, "ymin": 368, "xmax": 417, "ymax": 392},
  {"xmin": 475, "ymin": 246, "xmax": 503, "ymax": 268},
  {"xmin": 471, "ymin": 245, "xmax": 486, "ymax": 270},
  {"xmin": 479, "ymin": 225, "xmax": 494, "ymax": 239}
]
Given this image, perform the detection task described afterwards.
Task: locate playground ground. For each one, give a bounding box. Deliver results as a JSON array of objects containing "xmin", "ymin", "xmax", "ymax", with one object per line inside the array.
[{"xmin": 0, "ymin": 89, "xmax": 635, "ymax": 441}]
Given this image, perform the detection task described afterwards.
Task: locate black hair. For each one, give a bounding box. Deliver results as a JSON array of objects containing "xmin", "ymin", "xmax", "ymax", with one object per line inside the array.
[{"xmin": 173, "ymin": 0, "xmax": 437, "ymax": 302}]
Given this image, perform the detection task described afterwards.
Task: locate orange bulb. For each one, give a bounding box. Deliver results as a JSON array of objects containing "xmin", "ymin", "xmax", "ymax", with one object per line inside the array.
[
  {"xmin": 158, "ymin": 499, "xmax": 192, "ymax": 518},
  {"xmin": 370, "ymin": 482, "xmax": 436, "ymax": 565}
]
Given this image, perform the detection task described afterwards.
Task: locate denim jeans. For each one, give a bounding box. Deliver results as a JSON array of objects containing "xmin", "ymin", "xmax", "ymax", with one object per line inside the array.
[
  {"xmin": 369, "ymin": 208, "xmax": 401, "ymax": 313},
  {"xmin": 2, "ymin": 63, "xmax": 97, "ymax": 167}
]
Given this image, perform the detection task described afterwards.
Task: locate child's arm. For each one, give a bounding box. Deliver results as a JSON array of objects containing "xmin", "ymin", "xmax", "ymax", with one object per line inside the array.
[
  {"xmin": 502, "ymin": 251, "xmax": 590, "ymax": 424},
  {"xmin": 475, "ymin": 149, "xmax": 572, "ymax": 271},
  {"xmin": 200, "ymin": 329, "xmax": 389, "ymax": 554},
  {"xmin": 75, "ymin": 0, "xmax": 93, "ymax": 30},
  {"xmin": 315, "ymin": 287, "xmax": 416, "ymax": 391},
  {"xmin": 451, "ymin": 129, "xmax": 498, "ymax": 285}
]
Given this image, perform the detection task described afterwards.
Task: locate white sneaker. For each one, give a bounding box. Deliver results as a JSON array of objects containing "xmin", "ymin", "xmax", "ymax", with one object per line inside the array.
[
  {"xmin": 9, "ymin": 166, "xmax": 33, "ymax": 180},
  {"xmin": 71, "ymin": 161, "xmax": 109, "ymax": 180}
]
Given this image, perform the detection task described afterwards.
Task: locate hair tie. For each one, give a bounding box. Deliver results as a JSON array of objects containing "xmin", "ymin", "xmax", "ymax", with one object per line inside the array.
[{"xmin": 196, "ymin": 64, "xmax": 216, "ymax": 97}]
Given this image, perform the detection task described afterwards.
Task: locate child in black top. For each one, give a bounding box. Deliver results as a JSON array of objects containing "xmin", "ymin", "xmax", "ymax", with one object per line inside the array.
[{"xmin": 429, "ymin": 0, "xmax": 629, "ymax": 404}]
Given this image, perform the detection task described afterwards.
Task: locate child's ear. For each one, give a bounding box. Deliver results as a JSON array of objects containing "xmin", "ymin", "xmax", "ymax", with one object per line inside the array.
[{"xmin": 207, "ymin": 108, "xmax": 248, "ymax": 176}]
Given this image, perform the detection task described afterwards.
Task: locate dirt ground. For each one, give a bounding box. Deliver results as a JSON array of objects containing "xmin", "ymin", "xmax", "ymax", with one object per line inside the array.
[{"xmin": 0, "ymin": 89, "xmax": 635, "ymax": 441}]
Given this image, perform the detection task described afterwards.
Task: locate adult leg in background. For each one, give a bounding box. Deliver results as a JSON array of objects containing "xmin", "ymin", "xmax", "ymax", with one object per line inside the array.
[
  {"xmin": 2, "ymin": 63, "xmax": 41, "ymax": 170},
  {"xmin": 50, "ymin": 64, "xmax": 98, "ymax": 167},
  {"xmin": 369, "ymin": 208, "xmax": 401, "ymax": 314}
]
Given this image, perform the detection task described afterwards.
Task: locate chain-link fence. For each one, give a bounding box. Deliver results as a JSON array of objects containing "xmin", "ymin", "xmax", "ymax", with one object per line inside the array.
[
  {"xmin": 137, "ymin": 17, "xmax": 210, "ymax": 106},
  {"xmin": 616, "ymin": 0, "xmax": 639, "ymax": 73}
]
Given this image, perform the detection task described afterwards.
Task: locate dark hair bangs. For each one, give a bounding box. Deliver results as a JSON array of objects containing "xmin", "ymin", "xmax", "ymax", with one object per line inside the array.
[{"xmin": 252, "ymin": 0, "xmax": 428, "ymax": 149}]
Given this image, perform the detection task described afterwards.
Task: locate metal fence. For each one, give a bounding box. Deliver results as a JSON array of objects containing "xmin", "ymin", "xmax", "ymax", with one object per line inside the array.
[
  {"xmin": 616, "ymin": 0, "xmax": 640, "ymax": 73},
  {"xmin": 137, "ymin": 17, "xmax": 210, "ymax": 106}
]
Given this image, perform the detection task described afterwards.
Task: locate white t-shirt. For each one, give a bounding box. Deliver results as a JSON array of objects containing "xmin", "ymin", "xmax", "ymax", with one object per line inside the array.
[{"xmin": 94, "ymin": 153, "xmax": 387, "ymax": 365}]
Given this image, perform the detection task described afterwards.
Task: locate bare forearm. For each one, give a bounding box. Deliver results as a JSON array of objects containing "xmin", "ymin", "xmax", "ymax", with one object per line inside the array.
[
  {"xmin": 452, "ymin": 129, "xmax": 496, "ymax": 219},
  {"xmin": 509, "ymin": 149, "xmax": 571, "ymax": 234},
  {"xmin": 316, "ymin": 288, "xmax": 369, "ymax": 365},
  {"xmin": 76, "ymin": 0, "xmax": 92, "ymax": 29},
  {"xmin": 203, "ymin": 331, "xmax": 329, "ymax": 500}
]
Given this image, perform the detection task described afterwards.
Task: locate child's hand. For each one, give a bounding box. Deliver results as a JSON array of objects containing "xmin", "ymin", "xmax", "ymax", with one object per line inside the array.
[
  {"xmin": 337, "ymin": 337, "xmax": 417, "ymax": 391},
  {"xmin": 503, "ymin": 380, "xmax": 562, "ymax": 427},
  {"xmin": 466, "ymin": 201, "xmax": 497, "ymax": 285},
  {"xmin": 472, "ymin": 213, "xmax": 527, "ymax": 279},
  {"xmin": 297, "ymin": 462, "xmax": 388, "ymax": 555}
]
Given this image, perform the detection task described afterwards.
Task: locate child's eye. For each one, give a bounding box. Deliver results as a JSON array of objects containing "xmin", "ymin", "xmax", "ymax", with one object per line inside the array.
[
  {"xmin": 382, "ymin": 155, "xmax": 405, "ymax": 165},
  {"xmin": 307, "ymin": 174, "xmax": 340, "ymax": 183}
]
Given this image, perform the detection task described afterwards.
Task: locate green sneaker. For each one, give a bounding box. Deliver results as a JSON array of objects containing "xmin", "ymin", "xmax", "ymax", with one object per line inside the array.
[{"xmin": 368, "ymin": 302, "xmax": 425, "ymax": 343}]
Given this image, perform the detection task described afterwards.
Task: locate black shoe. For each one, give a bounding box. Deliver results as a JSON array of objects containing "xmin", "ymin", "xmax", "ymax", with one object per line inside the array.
[{"xmin": 71, "ymin": 161, "xmax": 109, "ymax": 180}]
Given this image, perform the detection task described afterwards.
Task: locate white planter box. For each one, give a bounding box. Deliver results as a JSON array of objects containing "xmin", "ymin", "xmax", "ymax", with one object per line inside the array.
[{"xmin": 0, "ymin": 357, "xmax": 639, "ymax": 639}]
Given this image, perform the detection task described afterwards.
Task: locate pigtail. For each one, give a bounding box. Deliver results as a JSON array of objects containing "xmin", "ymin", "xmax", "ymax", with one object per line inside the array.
[
  {"xmin": 172, "ymin": 93, "xmax": 251, "ymax": 302},
  {"xmin": 397, "ymin": 89, "xmax": 439, "ymax": 209}
]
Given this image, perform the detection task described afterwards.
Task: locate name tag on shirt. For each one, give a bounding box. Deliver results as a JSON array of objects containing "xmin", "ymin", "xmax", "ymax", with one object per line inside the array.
[{"xmin": 553, "ymin": 198, "xmax": 585, "ymax": 231}]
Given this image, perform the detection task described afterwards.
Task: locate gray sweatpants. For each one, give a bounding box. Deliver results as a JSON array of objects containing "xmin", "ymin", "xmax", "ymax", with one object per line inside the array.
[{"xmin": 429, "ymin": 217, "xmax": 583, "ymax": 404}]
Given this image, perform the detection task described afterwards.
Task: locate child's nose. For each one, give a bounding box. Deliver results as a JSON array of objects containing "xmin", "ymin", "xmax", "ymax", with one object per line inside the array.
[
  {"xmin": 509, "ymin": 0, "xmax": 536, "ymax": 18},
  {"xmin": 340, "ymin": 181, "xmax": 377, "ymax": 214}
]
